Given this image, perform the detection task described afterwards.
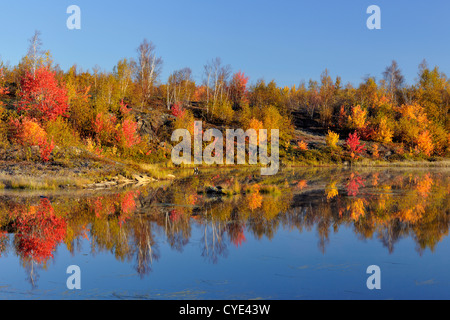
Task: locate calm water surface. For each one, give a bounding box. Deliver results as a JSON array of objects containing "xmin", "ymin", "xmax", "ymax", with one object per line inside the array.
[{"xmin": 0, "ymin": 167, "xmax": 449, "ymax": 299}]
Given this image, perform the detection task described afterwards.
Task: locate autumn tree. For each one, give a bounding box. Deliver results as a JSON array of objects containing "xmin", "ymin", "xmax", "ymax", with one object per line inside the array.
[
  {"xmin": 249, "ymin": 79, "xmax": 284, "ymax": 113},
  {"xmin": 0, "ymin": 66, "xmax": 9, "ymax": 126},
  {"xmin": 229, "ymin": 71, "xmax": 249, "ymax": 108},
  {"xmin": 166, "ymin": 67, "xmax": 196, "ymax": 110},
  {"xmin": 171, "ymin": 103, "xmax": 185, "ymax": 118},
  {"xmin": 290, "ymin": 81, "xmax": 308, "ymax": 112},
  {"xmin": 414, "ymin": 60, "xmax": 450, "ymax": 127},
  {"xmin": 117, "ymin": 117, "xmax": 142, "ymax": 150},
  {"xmin": 396, "ymin": 102, "xmax": 436, "ymax": 155},
  {"xmin": 64, "ymin": 65, "xmax": 93, "ymax": 136},
  {"xmin": 346, "ymin": 131, "xmax": 366, "ymax": 160},
  {"xmin": 28, "ymin": 31, "xmax": 45, "ymax": 75},
  {"xmin": 12, "ymin": 117, "xmax": 46, "ymax": 147},
  {"xmin": 261, "ymin": 105, "xmax": 294, "ymax": 149},
  {"xmin": 412, "ymin": 62, "xmax": 450, "ymax": 155},
  {"xmin": 0, "ymin": 67, "xmax": 8, "ymax": 146},
  {"xmin": 416, "ymin": 130, "xmax": 434, "ymax": 157},
  {"xmin": 326, "ymin": 130, "xmax": 340, "ymax": 149},
  {"xmin": 382, "ymin": 60, "xmax": 405, "ymax": 104},
  {"xmin": 173, "ymin": 108, "xmax": 195, "ymax": 137},
  {"xmin": 113, "ymin": 58, "xmax": 134, "ymax": 103},
  {"xmin": 203, "ymin": 57, "xmax": 231, "ymax": 117},
  {"xmin": 0, "ymin": 67, "xmax": 8, "ymax": 105},
  {"xmin": 211, "ymin": 98, "xmax": 234, "ymax": 124},
  {"xmin": 18, "ymin": 66, "xmax": 69, "ymax": 122},
  {"xmin": 347, "ymin": 105, "xmax": 368, "ymax": 132},
  {"xmin": 306, "ymin": 80, "xmax": 320, "ymax": 119},
  {"xmin": 92, "ymin": 70, "xmax": 117, "ymax": 113},
  {"xmin": 356, "ymin": 76, "xmax": 378, "ymax": 109},
  {"xmin": 318, "ymin": 69, "xmax": 335, "ymax": 127},
  {"xmin": 93, "ymin": 100, "xmax": 142, "ymax": 152},
  {"xmin": 374, "ymin": 116, "xmax": 393, "ymax": 144},
  {"xmin": 17, "ymin": 31, "xmax": 54, "ymax": 81},
  {"xmin": 134, "ymin": 39, "xmax": 163, "ymax": 108},
  {"xmin": 281, "ymin": 85, "xmax": 300, "ymax": 114}
]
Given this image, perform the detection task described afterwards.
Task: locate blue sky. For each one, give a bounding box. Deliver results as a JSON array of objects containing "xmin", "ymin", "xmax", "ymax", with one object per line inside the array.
[{"xmin": 0, "ymin": 0, "xmax": 449, "ymax": 87}]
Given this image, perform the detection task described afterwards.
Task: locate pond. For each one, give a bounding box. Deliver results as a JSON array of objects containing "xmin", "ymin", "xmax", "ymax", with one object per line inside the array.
[{"xmin": 0, "ymin": 167, "xmax": 449, "ymax": 300}]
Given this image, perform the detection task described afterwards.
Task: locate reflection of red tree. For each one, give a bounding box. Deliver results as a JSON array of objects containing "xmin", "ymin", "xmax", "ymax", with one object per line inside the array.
[
  {"xmin": 228, "ymin": 223, "xmax": 246, "ymax": 248},
  {"xmin": 169, "ymin": 209, "xmax": 182, "ymax": 222},
  {"xmin": 14, "ymin": 199, "xmax": 67, "ymax": 264},
  {"xmin": 346, "ymin": 173, "xmax": 366, "ymax": 197},
  {"xmin": 119, "ymin": 191, "xmax": 137, "ymax": 226},
  {"xmin": 91, "ymin": 197, "xmax": 114, "ymax": 218},
  {"xmin": 232, "ymin": 227, "xmax": 246, "ymax": 248},
  {"xmin": 90, "ymin": 191, "xmax": 139, "ymax": 227}
]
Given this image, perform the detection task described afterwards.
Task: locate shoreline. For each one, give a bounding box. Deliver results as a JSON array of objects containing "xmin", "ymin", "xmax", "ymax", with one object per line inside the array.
[{"xmin": 0, "ymin": 157, "xmax": 448, "ymax": 191}]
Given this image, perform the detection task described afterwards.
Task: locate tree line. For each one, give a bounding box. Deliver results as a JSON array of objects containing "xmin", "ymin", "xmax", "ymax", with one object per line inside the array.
[{"xmin": 0, "ymin": 31, "xmax": 449, "ymax": 163}]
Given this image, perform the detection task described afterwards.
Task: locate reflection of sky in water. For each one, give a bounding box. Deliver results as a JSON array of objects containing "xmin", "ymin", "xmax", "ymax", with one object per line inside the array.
[
  {"xmin": 0, "ymin": 223, "xmax": 449, "ymax": 300},
  {"xmin": 0, "ymin": 169, "xmax": 449, "ymax": 299}
]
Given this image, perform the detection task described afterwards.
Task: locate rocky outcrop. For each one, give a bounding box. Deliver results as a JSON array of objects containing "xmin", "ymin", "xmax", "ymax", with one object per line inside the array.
[{"xmin": 132, "ymin": 108, "xmax": 175, "ymax": 145}]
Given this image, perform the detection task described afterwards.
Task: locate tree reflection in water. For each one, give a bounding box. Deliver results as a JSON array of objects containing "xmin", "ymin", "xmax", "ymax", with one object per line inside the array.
[{"xmin": 0, "ymin": 169, "xmax": 448, "ymax": 285}]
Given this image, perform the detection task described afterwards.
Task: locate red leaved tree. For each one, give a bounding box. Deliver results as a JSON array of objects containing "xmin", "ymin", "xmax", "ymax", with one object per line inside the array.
[
  {"xmin": 18, "ymin": 67, "xmax": 69, "ymax": 122},
  {"xmin": 171, "ymin": 102, "xmax": 185, "ymax": 118},
  {"xmin": 346, "ymin": 131, "xmax": 366, "ymax": 160},
  {"xmin": 93, "ymin": 112, "xmax": 117, "ymax": 146},
  {"xmin": 38, "ymin": 136, "xmax": 55, "ymax": 162},
  {"xmin": 117, "ymin": 118, "xmax": 141, "ymax": 148},
  {"xmin": 229, "ymin": 71, "xmax": 249, "ymax": 107}
]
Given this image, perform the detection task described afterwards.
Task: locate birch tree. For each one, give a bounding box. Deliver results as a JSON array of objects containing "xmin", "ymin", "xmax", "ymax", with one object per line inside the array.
[
  {"xmin": 382, "ymin": 60, "xmax": 404, "ymax": 103},
  {"xmin": 135, "ymin": 39, "xmax": 163, "ymax": 108},
  {"xmin": 113, "ymin": 58, "xmax": 134, "ymax": 102},
  {"xmin": 203, "ymin": 57, "xmax": 231, "ymax": 116},
  {"xmin": 166, "ymin": 67, "xmax": 195, "ymax": 110},
  {"xmin": 20, "ymin": 31, "xmax": 52, "ymax": 79}
]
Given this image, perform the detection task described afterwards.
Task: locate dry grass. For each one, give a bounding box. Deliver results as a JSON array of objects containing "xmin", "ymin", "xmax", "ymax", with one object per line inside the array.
[
  {"xmin": 0, "ymin": 174, "xmax": 90, "ymax": 190},
  {"xmin": 352, "ymin": 159, "xmax": 450, "ymax": 168}
]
